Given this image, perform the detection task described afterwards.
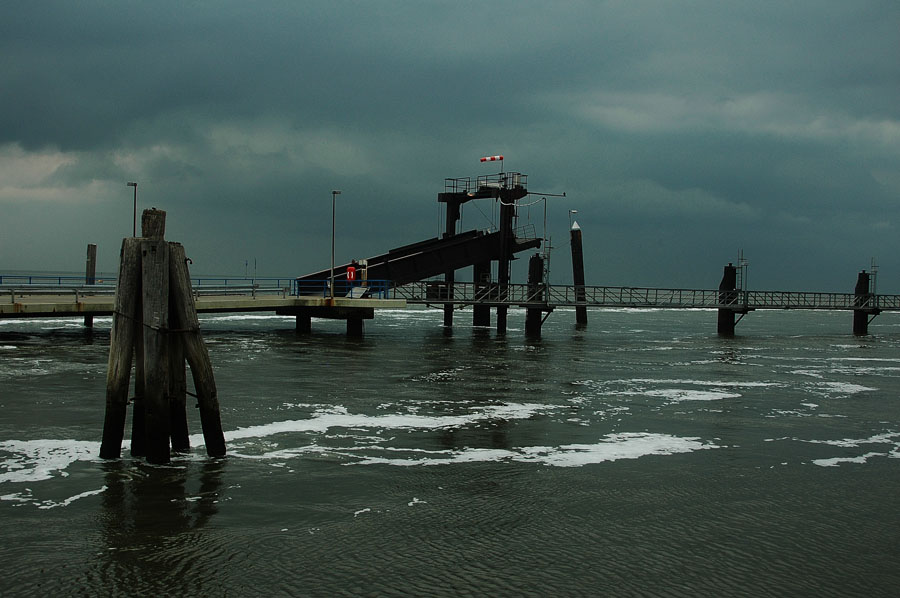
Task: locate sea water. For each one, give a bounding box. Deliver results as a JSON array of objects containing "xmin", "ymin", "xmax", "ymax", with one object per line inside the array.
[{"xmin": 1, "ymin": 307, "xmax": 899, "ymax": 597}]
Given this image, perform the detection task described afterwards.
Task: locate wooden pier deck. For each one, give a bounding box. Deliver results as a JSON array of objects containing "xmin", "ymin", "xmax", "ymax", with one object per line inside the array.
[{"xmin": 0, "ymin": 286, "xmax": 405, "ymax": 319}]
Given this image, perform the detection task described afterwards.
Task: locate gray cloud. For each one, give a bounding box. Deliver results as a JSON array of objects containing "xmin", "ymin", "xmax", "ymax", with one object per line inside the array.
[{"xmin": 2, "ymin": 1, "xmax": 899, "ymax": 293}]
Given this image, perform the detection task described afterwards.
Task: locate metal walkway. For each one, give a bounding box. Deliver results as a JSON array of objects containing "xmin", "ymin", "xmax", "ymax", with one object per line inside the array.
[{"xmin": 391, "ymin": 282, "xmax": 900, "ymax": 311}]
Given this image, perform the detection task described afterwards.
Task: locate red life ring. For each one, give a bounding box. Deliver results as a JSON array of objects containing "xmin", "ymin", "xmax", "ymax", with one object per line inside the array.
[{"xmin": 346, "ymin": 266, "xmax": 356, "ymax": 281}]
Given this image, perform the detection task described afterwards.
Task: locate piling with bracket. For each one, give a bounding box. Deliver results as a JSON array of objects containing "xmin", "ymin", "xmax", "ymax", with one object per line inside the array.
[{"xmin": 99, "ymin": 208, "xmax": 226, "ymax": 463}]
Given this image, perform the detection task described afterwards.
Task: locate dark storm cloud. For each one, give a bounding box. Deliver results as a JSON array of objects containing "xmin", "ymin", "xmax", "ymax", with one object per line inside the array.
[{"xmin": 1, "ymin": 1, "xmax": 898, "ymax": 291}]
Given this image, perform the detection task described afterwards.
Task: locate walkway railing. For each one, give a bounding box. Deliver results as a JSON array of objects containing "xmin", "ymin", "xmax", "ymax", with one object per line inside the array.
[
  {"xmin": 5, "ymin": 275, "xmax": 900, "ymax": 311},
  {"xmin": 390, "ymin": 282, "xmax": 900, "ymax": 311}
]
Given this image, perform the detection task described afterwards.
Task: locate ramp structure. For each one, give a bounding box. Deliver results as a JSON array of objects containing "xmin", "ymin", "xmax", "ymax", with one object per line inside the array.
[{"xmin": 297, "ymin": 171, "xmax": 542, "ymax": 334}]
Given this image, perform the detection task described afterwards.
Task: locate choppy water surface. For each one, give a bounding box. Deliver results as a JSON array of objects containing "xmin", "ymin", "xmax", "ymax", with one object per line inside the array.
[{"xmin": 2, "ymin": 308, "xmax": 899, "ymax": 597}]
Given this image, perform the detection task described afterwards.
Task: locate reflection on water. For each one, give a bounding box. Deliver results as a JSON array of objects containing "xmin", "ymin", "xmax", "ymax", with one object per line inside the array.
[{"xmin": 92, "ymin": 460, "xmax": 224, "ymax": 595}]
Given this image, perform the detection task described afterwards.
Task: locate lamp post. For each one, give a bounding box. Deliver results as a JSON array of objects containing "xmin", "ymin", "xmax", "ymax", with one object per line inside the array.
[
  {"xmin": 331, "ymin": 190, "xmax": 342, "ymax": 299},
  {"xmin": 126, "ymin": 182, "xmax": 138, "ymax": 236}
]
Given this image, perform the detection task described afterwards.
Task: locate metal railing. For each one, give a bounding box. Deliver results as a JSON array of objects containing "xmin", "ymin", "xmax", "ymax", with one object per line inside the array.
[
  {"xmin": 391, "ymin": 282, "xmax": 900, "ymax": 312},
  {"xmin": 295, "ymin": 279, "xmax": 392, "ymax": 299}
]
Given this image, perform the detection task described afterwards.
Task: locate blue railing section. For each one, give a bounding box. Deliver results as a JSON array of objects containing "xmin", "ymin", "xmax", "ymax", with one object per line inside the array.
[
  {"xmin": 295, "ymin": 279, "xmax": 392, "ymax": 299},
  {"xmin": 0, "ymin": 275, "xmax": 116, "ymax": 286}
]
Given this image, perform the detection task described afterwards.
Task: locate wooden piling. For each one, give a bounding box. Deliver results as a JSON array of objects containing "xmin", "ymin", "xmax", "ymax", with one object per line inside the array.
[
  {"xmin": 525, "ymin": 254, "xmax": 546, "ymax": 338},
  {"xmin": 570, "ymin": 223, "xmax": 588, "ymax": 326},
  {"xmin": 168, "ymin": 310, "xmax": 190, "ymax": 453},
  {"xmin": 84, "ymin": 243, "xmax": 97, "ymax": 328},
  {"xmin": 852, "ymin": 271, "xmax": 879, "ymax": 336},
  {"xmin": 473, "ymin": 261, "xmax": 491, "ymax": 327},
  {"xmin": 169, "ymin": 242, "xmax": 227, "ymax": 457},
  {"xmin": 717, "ymin": 263, "xmax": 738, "ymax": 336},
  {"xmin": 99, "ymin": 238, "xmax": 141, "ymax": 459},
  {"xmin": 141, "ymin": 239, "xmax": 171, "ymax": 464},
  {"xmin": 101, "ymin": 208, "xmax": 226, "ymax": 461}
]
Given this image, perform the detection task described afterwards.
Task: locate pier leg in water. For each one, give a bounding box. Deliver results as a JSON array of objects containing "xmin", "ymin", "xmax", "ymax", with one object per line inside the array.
[
  {"xmin": 169, "ymin": 242, "xmax": 227, "ymax": 458},
  {"xmin": 168, "ymin": 310, "xmax": 190, "ymax": 453},
  {"xmin": 347, "ymin": 318, "xmax": 364, "ymax": 337},
  {"xmin": 852, "ymin": 270, "xmax": 878, "ymax": 336},
  {"xmin": 84, "ymin": 243, "xmax": 97, "ymax": 328},
  {"xmin": 295, "ymin": 312, "xmax": 312, "ymax": 334},
  {"xmin": 525, "ymin": 254, "xmax": 546, "ymax": 338},
  {"xmin": 99, "ymin": 238, "xmax": 140, "ymax": 459},
  {"xmin": 570, "ymin": 222, "xmax": 588, "ymax": 326},
  {"xmin": 717, "ymin": 263, "xmax": 738, "ymax": 337},
  {"xmin": 473, "ymin": 260, "xmax": 491, "ymax": 327},
  {"xmin": 141, "ymin": 239, "xmax": 171, "ymax": 465}
]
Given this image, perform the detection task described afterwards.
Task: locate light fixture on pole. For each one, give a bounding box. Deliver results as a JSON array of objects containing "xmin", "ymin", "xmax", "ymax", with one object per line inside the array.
[
  {"xmin": 126, "ymin": 182, "xmax": 138, "ymax": 236},
  {"xmin": 331, "ymin": 190, "xmax": 342, "ymax": 299},
  {"xmin": 568, "ymin": 209, "xmax": 578, "ymax": 229}
]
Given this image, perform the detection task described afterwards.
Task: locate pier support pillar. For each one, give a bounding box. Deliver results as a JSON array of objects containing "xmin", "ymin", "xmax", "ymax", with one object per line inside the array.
[
  {"xmin": 717, "ymin": 263, "xmax": 739, "ymax": 337},
  {"xmin": 347, "ymin": 318, "xmax": 364, "ymax": 338},
  {"xmin": 473, "ymin": 261, "xmax": 491, "ymax": 327},
  {"xmin": 84, "ymin": 243, "xmax": 97, "ymax": 328},
  {"xmin": 443, "ymin": 271, "xmax": 454, "ymax": 328},
  {"xmin": 853, "ymin": 270, "xmax": 878, "ymax": 336},
  {"xmin": 525, "ymin": 254, "xmax": 546, "ymax": 338},
  {"xmin": 570, "ymin": 222, "xmax": 587, "ymax": 326},
  {"xmin": 295, "ymin": 313, "xmax": 312, "ymax": 333}
]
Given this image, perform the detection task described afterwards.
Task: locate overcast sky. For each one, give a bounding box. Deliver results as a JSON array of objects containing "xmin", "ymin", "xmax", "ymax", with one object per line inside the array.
[{"xmin": 2, "ymin": 1, "xmax": 898, "ymax": 292}]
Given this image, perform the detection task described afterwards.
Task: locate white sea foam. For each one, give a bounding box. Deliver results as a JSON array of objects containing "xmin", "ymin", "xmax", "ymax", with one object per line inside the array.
[
  {"xmin": 210, "ymin": 402, "xmax": 554, "ymax": 446},
  {"xmin": 644, "ymin": 389, "xmax": 740, "ymax": 403},
  {"xmin": 348, "ymin": 432, "xmax": 718, "ymax": 467},
  {"xmin": 0, "ymin": 439, "xmax": 100, "ymax": 484},
  {"xmin": 629, "ymin": 378, "xmax": 777, "ymax": 388},
  {"xmin": 812, "ymin": 453, "xmax": 887, "ymax": 467},
  {"xmin": 817, "ymin": 382, "xmax": 876, "ymax": 395}
]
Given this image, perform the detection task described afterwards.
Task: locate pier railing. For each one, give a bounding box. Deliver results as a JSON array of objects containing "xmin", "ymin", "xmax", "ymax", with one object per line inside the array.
[
  {"xmin": 6, "ymin": 275, "xmax": 900, "ymax": 311},
  {"xmin": 390, "ymin": 282, "xmax": 900, "ymax": 311}
]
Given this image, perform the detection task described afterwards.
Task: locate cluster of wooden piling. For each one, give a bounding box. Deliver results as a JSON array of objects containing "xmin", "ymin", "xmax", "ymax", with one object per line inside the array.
[{"xmin": 99, "ymin": 209, "xmax": 225, "ymax": 464}]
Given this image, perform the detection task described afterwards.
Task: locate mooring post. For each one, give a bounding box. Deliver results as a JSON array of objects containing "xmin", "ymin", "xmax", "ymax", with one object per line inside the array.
[
  {"xmin": 169, "ymin": 242, "xmax": 227, "ymax": 457},
  {"xmin": 853, "ymin": 270, "xmax": 877, "ymax": 336},
  {"xmin": 525, "ymin": 254, "xmax": 545, "ymax": 338},
  {"xmin": 717, "ymin": 263, "xmax": 738, "ymax": 336},
  {"xmin": 496, "ymin": 199, "xmax": 515, "ymax": 336},
  {"xmin": 443, "ymin": 197, "xmax": 460, "ymax": 329},
  {"xmin": 99, "ymin": 238, "xmax": 141, "ymax": 459},
  {"xmin": 570, "ymin": 221, "xmax": 587, "ymax": 326},
  {"xmin": 473, "ymin": 260, "xmax": 491, "ymax": 327},
  {"xmin": 84, "ymin": 243, "xmax": 97, "ymax": 328},
  {"xmin": 168, "ymin": 304, "xmax": 190, "ymax": 453},
  {"xmin": 141, "ymin": 238, "xmax": 171, "ymax": 464}
]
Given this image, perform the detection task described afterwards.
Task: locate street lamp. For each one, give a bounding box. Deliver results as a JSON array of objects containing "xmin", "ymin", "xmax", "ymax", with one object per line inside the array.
[
  {"xmin": 126, "ymin": 182, "xmax": 138, "ymax": 236},
  {"xmin": 330, "ymin": 190, "xmax": 342, "ymax": 299}
]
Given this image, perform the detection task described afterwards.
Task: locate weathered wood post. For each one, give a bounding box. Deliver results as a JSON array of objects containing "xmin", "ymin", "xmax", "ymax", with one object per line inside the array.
[
  {"xmin": 472, "ymin": 260, "xmax": 491, "ymax": 327},
  {"xmin": 525, "ymin": 253, "xmax": 546, "ymax": 338},
  {"xmin": 101, "ymin": 208, "xmax": 226, "ymax": 461},
  {"xmin": 169, "ymin": 242, "xmax": 227, "ymax": 457},
  {"xmin": 84, "ymin": 243, "xmax": 97, "ymax": 328},
  {"xmin": 717, "ymin": 263, "xmax": 738, "ymax": 336},
  {"xmin": 168, "ymin": 312, "xmax": 190, "ymax": 453},
  {"xmin": 99, "ymin": 238, "xmax": 141, "ymax": 459},
  {"xmin": 570, "ymin": 221, "xmax": 588, "ymax": 326},
  {"xmin": 853, "ymin": 270, "xmax": 878, "ymax": 336},
  {"xmin": 141, "ymin": 233, "xmax": 171, "ymax": 464}
]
